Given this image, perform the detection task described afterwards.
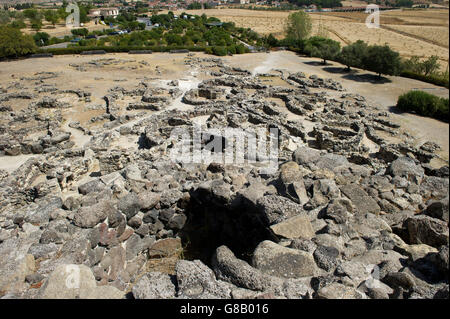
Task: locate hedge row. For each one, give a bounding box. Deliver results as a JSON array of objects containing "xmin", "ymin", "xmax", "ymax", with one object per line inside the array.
[
  {"xmin": 37, "ymin": 45, "xmax": 208, "ymax": 55},
  {"xmin": 400, "ymin": 70, "xmax": 449, "ymax": 89},
  {"xmin": 285, "ymin": 46, "xmax": 448, "ymax": 89},
  {"xmin": 37, "ymin": 44, "xmax": 251, "ymax": 57},
  {"xmin": 396, "ymin": 90, "xmax": 449, "ymax": 122}
]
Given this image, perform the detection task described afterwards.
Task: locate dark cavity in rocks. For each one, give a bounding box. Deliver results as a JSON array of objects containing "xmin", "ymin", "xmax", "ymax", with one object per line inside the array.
[{"xmin": 179, "ymin": 186, "xmax": 276, "ymax": 266}]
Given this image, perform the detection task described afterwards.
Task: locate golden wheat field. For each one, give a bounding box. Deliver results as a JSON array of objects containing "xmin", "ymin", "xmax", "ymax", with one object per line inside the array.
[{"xmin": 174, "ymin": 8, "xmax": 449, "ymax": 69}]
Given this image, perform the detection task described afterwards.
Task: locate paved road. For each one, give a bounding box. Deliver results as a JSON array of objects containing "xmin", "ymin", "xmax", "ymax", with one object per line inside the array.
[{"xmin": 43, "ymin": 42, "xmax": 70, "ymax": 49}]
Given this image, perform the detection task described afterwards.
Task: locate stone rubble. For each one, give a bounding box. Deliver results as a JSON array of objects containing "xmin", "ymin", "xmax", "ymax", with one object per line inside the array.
[{"xmin": 0, "ymin": 56, "xmax": 448, "ymax": 299}]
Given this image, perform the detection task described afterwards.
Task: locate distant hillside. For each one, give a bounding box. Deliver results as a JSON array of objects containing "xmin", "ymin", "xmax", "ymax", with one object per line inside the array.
[
  {"xmin": 287, "ymin": 0, "xmax": 343, "ymax": 8},
  {"xmin": 0, "ymin": 0, "xmax": 56, "ymax": 5}
]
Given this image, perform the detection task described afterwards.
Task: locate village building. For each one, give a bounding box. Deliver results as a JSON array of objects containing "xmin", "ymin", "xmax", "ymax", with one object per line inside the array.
[{"xmin": 88, "ymin": 7, "xmax": 120, "ymax": 21}]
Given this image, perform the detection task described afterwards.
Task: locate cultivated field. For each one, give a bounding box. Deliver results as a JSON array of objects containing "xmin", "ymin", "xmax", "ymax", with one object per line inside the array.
[{"xmin": 175, "ymin": 8, "xmax": 449, "ymax": 69}]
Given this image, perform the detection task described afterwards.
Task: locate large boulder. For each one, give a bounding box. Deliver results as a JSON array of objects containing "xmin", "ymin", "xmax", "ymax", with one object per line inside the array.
[
  {"xmin": 405, "ymin": 215, "xmax": 449, "ymax": 248},
  {"xmin": 132, "ymin": 272, "xmax": 176, "ymax": 299},
  {"xmin": 270, "ymin": 215, "xmax": 314, "ymax": 240},
  {"xmin": 175, "ymin": 259, "xmax": 231, "ymax": 299},
  {"xmin": 340, "ymin": 183, "xmax": 380, "ymax": 214},
  {"xmin": 278, "ymin": 161, "xmax": 309, "ymax": 205},
  {"xmin": 125, "ymin": 234, "xmax": 155, "ymax": 261},
  {"xmin": 292, "ymin": 146, "xmax": 321, "ymax": 166},
  {"xmin": 148, "ymin": 238, "xmax": 182, "ymax": 258},
  {"xmin": 78, "ymin": 179, "xmax": 106, "ymax": 195},
  {"xmin": 0, "ymin": 238, "xmax": 35, "ymax": 296},
  {"xmin": 315, "ymin": 153, "xmax": 350, "ymax": 172},
  {"xmin": 138, "ymin": 191, "xmax": 161, "ymax": 210},
  {"xmin": 313, "ymin": 245, "xmax": 340, "ymax": 272},
  {"xmin": 387, "ymin": 157, "xmax": 424, "ymax": 183},
  {"xmin": 237, "ymin": 181, "xmax": 275, "ymax": 206},
  {"xmin": 316, "ymin": 282, "xmax": 366, "ymax": 299},
  {"xmin": 212, "ymin": 245, "xmax": 268, "ymax": 291},
  {"xmin": 118, "ymin": 192, "xmax": 141, "ymax": 219},
  {"xmin": 256, "ymin": 195, "xmax": 304, "ymax": 225},
  {"xmin": 74, "ymin": 200, "xmax": 115, "ymax": 228},
  {"xmin": 252, "ymin": 240, "xmax": 318, "ymax": 279},
  {"xmin": 309, "ymin": 179, "xmax": 340, "ymax": 208},
  {"xmin": 38, "ymin": 264, "xmax": 124, "ymax": 299},
  {"xmin": 425, "ymin": 197, "xmax": 449, "ymax": 222}
]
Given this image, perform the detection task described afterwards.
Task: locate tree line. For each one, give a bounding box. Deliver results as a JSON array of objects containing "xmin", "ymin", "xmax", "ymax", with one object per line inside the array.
[
  {"xmin": 0, "ymin": 2, "xmax": 92, "ymax": 32},
  {"xmin": 265, "ymin": 11, "xmax": 447, "ymax": 83},
  {"xmin": 287, "ymin": 0, "xmax": 343, "ymax": 8}
]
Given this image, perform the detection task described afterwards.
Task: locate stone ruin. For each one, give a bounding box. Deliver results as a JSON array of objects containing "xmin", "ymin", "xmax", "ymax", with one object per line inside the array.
[{"xmin": 0, "ymin": 58, "xmax": 448, "ymax": 299}]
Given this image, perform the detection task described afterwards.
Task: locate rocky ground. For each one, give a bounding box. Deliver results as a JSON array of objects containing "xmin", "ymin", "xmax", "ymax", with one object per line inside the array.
[{"xmin": 0, "ymin": 53, "xmax": 448, "ymax": 299}]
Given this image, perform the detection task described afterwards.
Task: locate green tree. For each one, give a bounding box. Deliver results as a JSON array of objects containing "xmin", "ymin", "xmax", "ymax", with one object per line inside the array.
[
  {"xmin": 31, "ymin": 18, "xmax": 43, "ymax": 31},
  {"xmin": 0, "ymin": 26, "xmax": 37, "ymax": 58},
  {"xmin": 397, "ymin": 90, "xmax": 448, "ymax": 120},
  {"xmin": 78, "ymin": 3, "xmax": 91, "ymax": 24},
  {"xmin": 212, "ymin": 46, "xmax": 227, "ymax": 56},
  {"xmin": 187, "ymin": 2, "xmax": 202, "ymax": 9},
  {"xmin": 363, "ymin": 44, "xmax": 401, "ymax": 78},
  {"xmin": 9, "ymin": 19, "xmax": 27, "ymax": 29},
  {"xmin": 23, "ymin": 8, "xmax": 40, "ymax": 21},
  {"xmin": 71, "ymin": 28, "xmax": 89, "ymax": 37},
  {"xmin": 402, "ymin": 56, "xmax": 424, "ymax": 74},
  {"xmin": 304, "ymin": 36, "xmax": 341, "ymax": 65},
  {"xmin": 285, "ymin": 10, "xmax": 312, "ymax": 42},
  {"xmin": 33, "ymin": 32, "xmax": 50, "ymax": 46},
  {"xmin": 394, "ymin": 0, "xmax": 413, "ymax": 7},
  {"xmin": 57, "ymin": 7, "xmax": 69, "ymax": 20},
  {"xmin": 422, "ymin": 55, "xmax": 440, "ymax": 77},
  {"xmin": 0, "ymin": 9, "xmax": 10, "ymax": 25},
  {"xmin": 338, "ymin": 40, "xmax": 368, "ymax": 71},
  {"xmin": 266, "ymin": 33, "xmax": 278, "ymax": 47},
  {"xmin": 44, "ymin": 9, "xmax": 59, "ymax": 27}
]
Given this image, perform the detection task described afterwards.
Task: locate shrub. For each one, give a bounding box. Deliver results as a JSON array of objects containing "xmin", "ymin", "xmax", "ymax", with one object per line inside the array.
[
  {"xmin": 33, "ymin": 32, "xmax": 50, "ymax": 46},
  {"xmin": 235, "ymin": 44, "xmax": 247, "ymax": 54},
  {"xmin": 227, "ymin": 45, "xmax": 236, "ymax": 55},
  {"xmin": 38, "ymin": 45, "xmax": 207, "ymax": 56},
  {"xmin": 400, "ymin": 70, "xmax": 449, "ymax": 89},
  {"xmin": 402, "ymin": 55, "xmax": 441, "ymax": 77},
  {"xmin": 212, "ymin": 46, "xmax": 227, "ymax": 56},
  {"xmin": 205, "ymin": 47, "xmax": 213, "ymax": 55},
  {"xmin": 30, "ymin": 19, "xmax": 43, "ymax": 31},
  {"xmin": 0, "ymin": 26, "xmax": 37, "ymax": 58},
  {"xmin": 49, "ymin": 36, "xmax": 65, "ymax": 45},
  {"xmin": 362, "ymin": 44, "xmax": 401, "ymax": 78},
  {"xmin": 0, "ymin": 9, "xmax": 10, "ymax": 25},
  {"xmin": 285, "ymin": 10, "xmax": 312, "ymax": 42},
  {"xmin": 396, "ymin": 90, "xmax": 449, "ymax": 122},
  {"xmin": 337, "ymin": 40, "xmax": 368, "ymax": 71},
  {"xmin": 44, "ymin": 9, "xmax": 59, "ymax": 27},
  {"xmin": 304, "ymin": 36, "xmax": 340, "ymax": 64},
  {"xmin": 9, "ymin": 19, "xmax": 27, "ymax": 29},
  {"xmin": 266, "ymin": 33, "xmax": 278, "ymax": 47},
  {"xmin": 279, "ymin": 37, "xmax": 305, "ymax": 51},
  {"xmin": 71, "ymin": 28, "xmax": 89, "ymax": 37}
]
